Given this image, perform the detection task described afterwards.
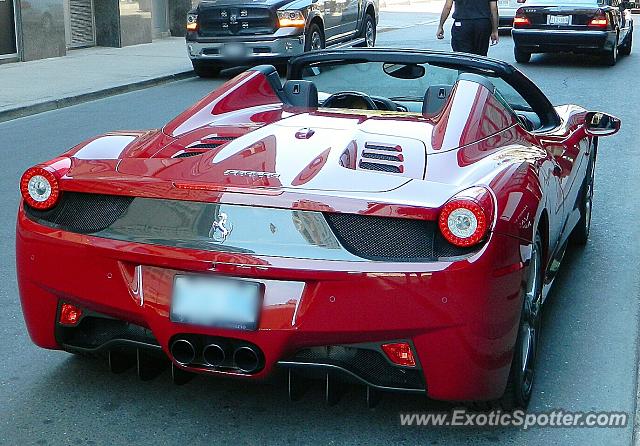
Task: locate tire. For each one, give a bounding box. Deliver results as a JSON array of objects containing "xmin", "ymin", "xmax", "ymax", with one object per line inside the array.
[
  {"xmin": 514, "ymin": 46, "xmax": 531, "ymax": 63},
  {"xmin": 500, "ymin": 233, "xmax": 544, "ymax": 409},
  {"xmin": 304, "ymin": 23, "xmax": 325, "ymax": 52},
  {"xmin": 604, "ymin": 35, "xmax": 619, "ymax": 66},
  {"xmin": 191, "ymin": 60, "xmax": 221, "ymax": 78},
  {"xmin": 570, "ymin": 152, "xmax": 595, "ymax": 245},
  {"xmin": 362, "ymin": 13, "xmax": 376, "ymax": 48},
  {"xmin": 619, "ymin": 29, "xmax": 633, "ymax": 56}
]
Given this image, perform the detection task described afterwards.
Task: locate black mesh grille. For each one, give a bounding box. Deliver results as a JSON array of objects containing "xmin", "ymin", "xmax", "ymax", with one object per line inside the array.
[
  {"xmin": 324, "ymin": 213, "xmax": 477, "ymax": 261},
  {"xmin": 24, "ymin": 192, "xmax": 133, "ymax": 234},
  {"xmin": 174, "ymin": 151, "xmax": 205, "ymax": 158},
  {"xmin": 359, "ymin": 161, "xmax": 402, "ymax": 173},
  {"xmin": 189, "ymin": 143, "xmax": 223, "ymax": 149},
  {"xmin": 362, "ymin": 152, "xmax": 402, "ymax": 162},
  {"xmin": 290, "ymin": 346, "xmax": 424, "ymax": 390},
  {"xmin": 204, "ymin": 136, "xmax": 236, "ymax": 141}
]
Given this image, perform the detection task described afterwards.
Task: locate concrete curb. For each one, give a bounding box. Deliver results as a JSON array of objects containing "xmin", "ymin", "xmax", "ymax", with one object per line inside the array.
[{"xmin": 0, "ymin": 70, "xmax": 196, "ymax": 123}]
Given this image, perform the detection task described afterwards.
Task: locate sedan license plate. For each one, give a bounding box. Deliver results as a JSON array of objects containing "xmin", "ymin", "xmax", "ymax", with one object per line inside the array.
[
  {"xmin": 547, "ymin": 15, "xmax": 572, "ymax": 25},
  {"xmin": 223, "ymin": 43, "xmax": 246, "ymax": 58},
  {"xmin": 498, "ymin": 0, "xmax": 509, "ymax": 6},
  {"xmin": 171, "ymin": 276, "xmax": 261, "ymax": 330}
]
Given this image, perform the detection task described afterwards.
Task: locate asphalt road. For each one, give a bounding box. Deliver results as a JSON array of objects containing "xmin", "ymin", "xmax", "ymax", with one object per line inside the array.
[{"xmin": 1, "ymin": 13, "xmax": 640, "ymax": 446}]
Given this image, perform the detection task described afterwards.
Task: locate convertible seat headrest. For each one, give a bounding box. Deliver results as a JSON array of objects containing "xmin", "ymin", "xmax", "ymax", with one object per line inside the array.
[
  {"xmin": 422, "ymin": 84, "xmax": 453, "ymax": 118},
  {"xmin": 282, "ymin": 80, "xmax": 319, "ymax": 108}
]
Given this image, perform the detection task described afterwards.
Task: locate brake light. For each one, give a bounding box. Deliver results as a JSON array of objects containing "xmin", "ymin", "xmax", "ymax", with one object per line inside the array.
[
  {"xmin": 513, "ymin": 16, "xmax": 530, "ymax": 27},
  {"xmin": 20, "ymin": 167, "xmax": 60, "ymax": 210},
  {"xmin": 517, "ymin": 0, "xmax": 527, "ymax": 3},
  {"xmin": 59, "ymin": 303, "xmax": 83, "ymax": 326},
  {"xmin": 381, "ymin": 343, "xmax": 416, "ymax": 367},
  {"xmin": 19, "ymin": 157, "xmax": 70, "ymax": 210},
  {"xmin": 589, "ymin": 13, "xmax": 608, "ymax": 28},
  {"xmin": 439, "ymin": 187, "xmax": 494, "ymax": 247}
]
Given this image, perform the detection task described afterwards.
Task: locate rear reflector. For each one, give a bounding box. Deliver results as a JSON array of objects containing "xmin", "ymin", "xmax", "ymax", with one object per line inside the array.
[
  {"xmin": 59, "ymin": 303, "xmax": 83, "ymax": 326},
  {"xmin": 381, "ymin": 342, "xmax": 416, "ymax": 367}
]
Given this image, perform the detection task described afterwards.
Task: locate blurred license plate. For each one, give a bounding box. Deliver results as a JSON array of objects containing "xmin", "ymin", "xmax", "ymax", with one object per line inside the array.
[
  {"xmin": 498, "ymin": 0, "xmax": 509, "ymax": 6},
  {"xmin": 223, "ymin": 43, "xmax": 245, "ymax": 57},
  {"xmin": 547, "ymin": 15, "xmax": 571, "ymax": 25},
  {"xmin": 171, "ymin": 276, "xmax": 261, "ymax": 330}
]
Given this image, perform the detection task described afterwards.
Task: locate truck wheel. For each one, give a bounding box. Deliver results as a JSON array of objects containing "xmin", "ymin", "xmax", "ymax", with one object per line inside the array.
[
  {"xmin": 514, "ymin": 46, "xmax": 531, "ymax": 63},
  {"xmin": 304, "ymin": 23, "xmax": 325, "ymax": 52},
  {"xmin": 363, "ymin": 13, "xmax": 376, "ymax": 47},
  {"xmin": 192, "ymin": 60, "xmax": 221, "ymax": 78}
]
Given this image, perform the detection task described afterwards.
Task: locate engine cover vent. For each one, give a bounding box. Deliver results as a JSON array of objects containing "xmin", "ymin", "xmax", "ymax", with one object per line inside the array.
[{"xmin": 358, "ymin": 143, "xmax": 404, "ymax": 174}]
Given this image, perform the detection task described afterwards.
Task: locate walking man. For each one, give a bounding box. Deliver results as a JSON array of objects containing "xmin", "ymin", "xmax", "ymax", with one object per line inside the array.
[{"xmin": 436, "ymin": 0, "xmax": 499, "ymax": 56}]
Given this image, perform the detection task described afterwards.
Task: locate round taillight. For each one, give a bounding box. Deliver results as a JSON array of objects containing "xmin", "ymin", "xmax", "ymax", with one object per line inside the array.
[
  {"xmin": 20, "ymin": 167, "xmax": 60, "ymax": 210},
  {"xmin": 439, "ymin": 199, "xmax": 489, "ymax": 247}
]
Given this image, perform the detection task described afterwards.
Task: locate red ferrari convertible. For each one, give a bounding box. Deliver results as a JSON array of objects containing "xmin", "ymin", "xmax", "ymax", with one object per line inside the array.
[{"xmin": 17, "ymin": 49, "xmax": 620, "ymax": 409}]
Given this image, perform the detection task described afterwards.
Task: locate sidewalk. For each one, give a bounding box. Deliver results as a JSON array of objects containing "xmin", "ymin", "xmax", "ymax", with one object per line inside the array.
[
  {"xmin": 0, "ymin": 38, "xmax": 193, "ymax": 122},
  {"xmin": 0, "ymin": 10, "xmax": 439, "ymax": 123}
]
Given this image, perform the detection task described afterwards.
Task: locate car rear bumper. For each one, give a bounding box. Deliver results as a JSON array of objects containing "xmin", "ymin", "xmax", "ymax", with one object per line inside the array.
[
  {"xmin": 186, "ymin": 36, "xmax": 305, "ymax": 64},
  {"xmin": 512, "ymin": 28, "xmax": 614, "ymax": 52},
  {"xmin": 17, "ymin": 206, "xmax": 530, "ymax": 402}
]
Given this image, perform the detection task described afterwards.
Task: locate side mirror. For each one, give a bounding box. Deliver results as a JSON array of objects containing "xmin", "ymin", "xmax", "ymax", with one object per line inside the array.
[{"xmin": 584, "ymin": 111, "xmax": 621, "ymax": 137}]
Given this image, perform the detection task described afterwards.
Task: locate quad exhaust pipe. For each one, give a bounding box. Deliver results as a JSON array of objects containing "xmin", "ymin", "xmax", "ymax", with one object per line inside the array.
[
  {"xmin": 233, "ymin": 346, "xmax": 261, "ymax": 373},
  {"xmin": 202, "ymin": 344, "xmax": 226, "ymax": 367},
  {"xmin": 170, "ymin": 338, "xmax": 263, "ymax": 373},
  {"xmin": 170, "ymin": 339, "xmax": 196, "ymax": 365}
]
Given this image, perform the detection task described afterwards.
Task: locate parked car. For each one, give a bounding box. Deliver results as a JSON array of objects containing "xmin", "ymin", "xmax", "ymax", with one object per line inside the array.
[
  {"xmin": 498, "ymin": 0, "xmax": 527, "ymax": 28},
  {"xmin": 17, "ymin": 48, "xmax": 620, "ymax": 409},
  {"xmin": 185, "ymin": 0, "xmax": 379, "ymax": 77},
  {"xmin": 512, "ymin": 0, "xmax": 634, "ymax": 65}
]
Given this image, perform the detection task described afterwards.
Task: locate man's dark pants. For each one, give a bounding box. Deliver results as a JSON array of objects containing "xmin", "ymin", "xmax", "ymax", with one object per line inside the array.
[{"xmin": 451, "ymin": 18, "xmax": 492, "ymax": 56}]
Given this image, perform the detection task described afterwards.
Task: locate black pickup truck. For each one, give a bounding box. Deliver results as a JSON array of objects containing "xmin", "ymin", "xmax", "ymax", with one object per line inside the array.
[{"xmin": 186, "ymin": 0, "xmax": 379, "ymax": 77}]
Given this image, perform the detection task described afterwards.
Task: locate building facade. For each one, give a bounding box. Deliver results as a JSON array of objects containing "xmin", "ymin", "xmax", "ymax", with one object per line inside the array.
[
  {"xmin": 1, "ymin": 0, "xmax": 193, "ymax": 63},
  {"xmin": 0, "ymin": 0, "xmax": 19, "ymax": 62}
]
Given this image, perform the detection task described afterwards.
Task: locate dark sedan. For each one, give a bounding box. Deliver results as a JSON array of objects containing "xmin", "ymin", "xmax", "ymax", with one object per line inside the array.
[{"xmin": 512, "ymin": 0, "xmax": 633, "ymax": 65}]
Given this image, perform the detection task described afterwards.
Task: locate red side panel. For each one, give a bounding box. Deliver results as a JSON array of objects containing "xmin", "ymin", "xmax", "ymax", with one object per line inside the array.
[{"xmin": 163, "ymin": 70, "xmax": 283, "ymax": 137}]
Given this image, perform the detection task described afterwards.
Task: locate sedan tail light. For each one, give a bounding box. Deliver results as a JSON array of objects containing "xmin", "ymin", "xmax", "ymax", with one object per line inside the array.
[
  {"xmin": 438, "ymin": 187, "xmax": 494, "ymax": 247},
  {"xmin": 589, "ymin": 12, "xmax": 608, "ymax": 28},
  {"xmin": 20, "ymin": 157, "xmax": 70, "ymax": 210},
  {"xmin": 513, "ymin": 14, "xmax": 530, "ymax": 27}
]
